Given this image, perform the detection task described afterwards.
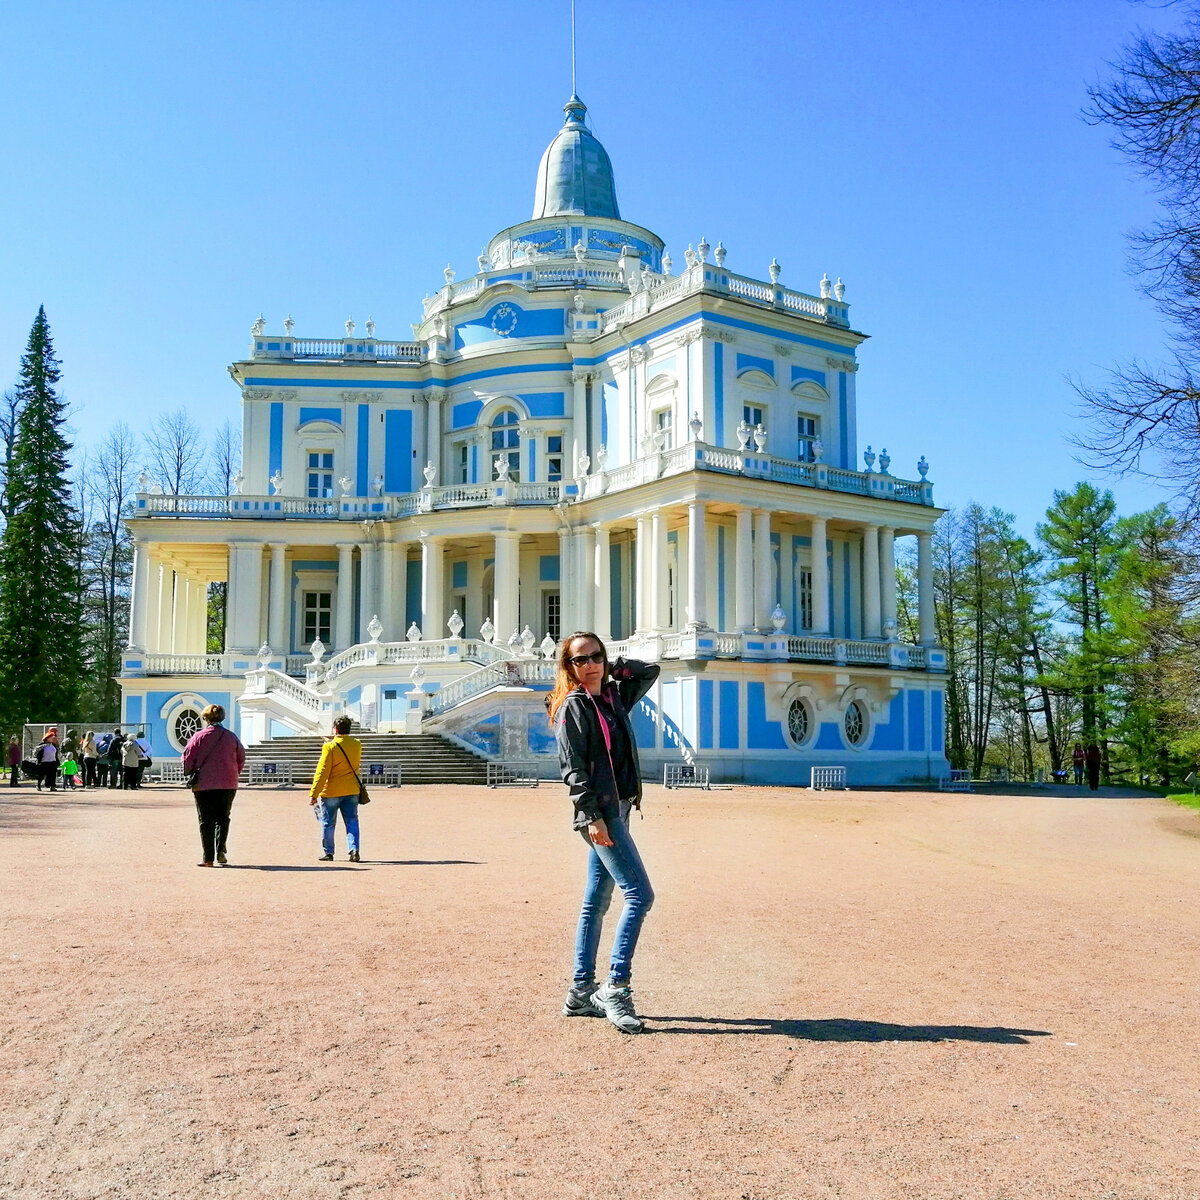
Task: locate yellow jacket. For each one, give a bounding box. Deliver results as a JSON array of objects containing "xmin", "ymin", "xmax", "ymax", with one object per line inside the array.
[{"xmin": 310, "ymin": 735, "xmax": 362, "ymax": 800}]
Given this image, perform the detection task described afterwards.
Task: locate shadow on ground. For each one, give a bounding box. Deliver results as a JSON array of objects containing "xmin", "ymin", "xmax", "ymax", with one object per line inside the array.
[
  {"xmin": 0, "ymin": 793, "xmax": 178, "ymax": 832},
  {"xmin": 644, "ymin": 1015, "xmax": 1052, "ymax": 1043}
]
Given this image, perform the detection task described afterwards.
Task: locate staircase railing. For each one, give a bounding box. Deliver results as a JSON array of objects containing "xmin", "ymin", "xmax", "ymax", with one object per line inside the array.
[{"xmin": 427, "ymin": 658, "xmax": 554, "ymax": 717}]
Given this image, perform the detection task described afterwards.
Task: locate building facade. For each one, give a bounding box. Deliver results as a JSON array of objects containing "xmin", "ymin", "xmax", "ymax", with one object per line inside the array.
[{"xmin": 121, "ymin": 95, "xmax": 950, "ymax": 784}]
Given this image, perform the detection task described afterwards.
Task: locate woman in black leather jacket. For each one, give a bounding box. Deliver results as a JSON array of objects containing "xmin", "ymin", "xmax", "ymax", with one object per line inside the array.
[{"xmin": 548, "ymin": 631, "xmax": 659, "ymax": 1034}]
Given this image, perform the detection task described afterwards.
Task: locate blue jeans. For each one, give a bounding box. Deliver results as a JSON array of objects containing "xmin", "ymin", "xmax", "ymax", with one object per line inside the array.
[
  {"xmin": 573, "ymin": 809, "xmax": 654, "ymax": 987},
  {"xmin": 320, "ymin": 794, "xmax": 360, "ymax": 856}
]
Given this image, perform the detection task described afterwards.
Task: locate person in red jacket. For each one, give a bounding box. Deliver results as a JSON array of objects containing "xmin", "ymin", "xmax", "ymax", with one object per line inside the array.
[
  {"xmin": 1072, "ymin": 742, "xmax": 1085, "ymax": 785},
  {"xmin": 181, "ymin": 705, "xmax": 246, "ymax": 867}
]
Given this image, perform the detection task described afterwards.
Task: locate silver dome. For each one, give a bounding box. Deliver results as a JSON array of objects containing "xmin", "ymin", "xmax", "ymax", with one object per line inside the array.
[{"xmin": 532, "ymin": 95, "xmax": 620, "ymax": 220}]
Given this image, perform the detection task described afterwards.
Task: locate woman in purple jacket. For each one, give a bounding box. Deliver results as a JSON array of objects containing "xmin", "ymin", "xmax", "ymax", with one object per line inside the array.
[{"xmin": 181, "ymin": 704, "xmax": 247, "ymax": 867}]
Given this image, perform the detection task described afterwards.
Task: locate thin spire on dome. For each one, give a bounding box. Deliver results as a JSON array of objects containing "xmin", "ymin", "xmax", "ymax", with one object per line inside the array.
[{"xmin": 571, "ymin": 0, "xmax": 577, "ymax": 97}]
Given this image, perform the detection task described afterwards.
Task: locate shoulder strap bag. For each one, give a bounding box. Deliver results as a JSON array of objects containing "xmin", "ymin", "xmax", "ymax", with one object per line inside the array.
[{"xmin": 335, "ymin": 741, "xmax": 371, "ymax": 804}]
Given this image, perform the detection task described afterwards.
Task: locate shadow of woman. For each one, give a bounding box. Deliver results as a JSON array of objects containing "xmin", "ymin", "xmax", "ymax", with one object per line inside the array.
[{"xmin": 642, "ymin": 1016, "xmax": 1052, "ymax": 1044}]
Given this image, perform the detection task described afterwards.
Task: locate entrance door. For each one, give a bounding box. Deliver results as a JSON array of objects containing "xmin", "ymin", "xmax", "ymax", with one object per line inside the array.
[{"xmin": 543, "ymin": 590, "xmax": 561, "ymax": 643}]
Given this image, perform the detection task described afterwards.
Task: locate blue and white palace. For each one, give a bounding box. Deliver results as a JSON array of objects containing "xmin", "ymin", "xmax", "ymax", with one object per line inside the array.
[{"xmin": 120, "ymin": 95, "xmax": 950, "ymax": 785}]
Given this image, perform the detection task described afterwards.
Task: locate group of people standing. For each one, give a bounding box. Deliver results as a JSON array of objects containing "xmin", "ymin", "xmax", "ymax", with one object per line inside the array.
[{"xmin": 6, "ymin": 728, "xmax": 149, "ymax": 791}]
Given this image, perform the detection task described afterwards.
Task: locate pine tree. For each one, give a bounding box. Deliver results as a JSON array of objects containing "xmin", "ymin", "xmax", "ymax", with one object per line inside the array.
[{"xmin": 0, "ymin": 308, "xmax": 84, "ymax": 725}]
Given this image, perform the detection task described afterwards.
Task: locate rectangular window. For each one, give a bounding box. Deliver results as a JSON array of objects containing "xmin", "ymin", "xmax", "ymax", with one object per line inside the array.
[
  {"xmin": 798, "ymin": 568, "xmax": 813, "ymax": 629},
  {"xmin": 546, "ymin": 435, "xmax": 563, "ymax": 482},
  {"xmin": 743, "ymin": 405, "xmax": 765, "ymax": 430},
  {"xmin": 302, "ymin": 591, "xmax": 332, "ymax": 645},
  {"xmin": 457, "ymin": 443, "xmax": 469, "ymax": 483},
  {"xmin": 797, "ymin": 415, "xmax": 818, "ymax": 463},
  {"xmin": 307, "ymin": 451, "xmax": 334, "ymax": 499},
  {"xmin": 654, "ymin": 408, "xmax": 673, "ymax": 449},
  {"xmin": 544, "ymin": 591, "xmax": 561, "ymax": 642}
]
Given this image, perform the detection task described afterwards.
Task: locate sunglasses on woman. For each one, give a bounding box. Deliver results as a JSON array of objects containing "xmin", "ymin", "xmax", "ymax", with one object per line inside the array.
[{"xmin": 567, "ymin": 651, "xmax": 606, "ymax": 667}]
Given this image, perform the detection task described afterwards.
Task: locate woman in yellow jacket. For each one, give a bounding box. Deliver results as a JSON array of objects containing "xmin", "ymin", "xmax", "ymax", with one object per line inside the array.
[{"xmin": 310, "ymin": 715, "xmax": 363, "ymax": 862}]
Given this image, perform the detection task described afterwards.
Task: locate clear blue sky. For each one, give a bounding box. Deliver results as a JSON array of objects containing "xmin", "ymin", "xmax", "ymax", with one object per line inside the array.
[{"xmin": 0, "ymin": 0, "xmax": 1184, "ymax": 538}]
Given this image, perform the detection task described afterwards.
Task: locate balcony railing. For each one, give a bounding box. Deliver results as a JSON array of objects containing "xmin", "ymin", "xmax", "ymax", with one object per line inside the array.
[
  {"xmin": 134, "ymin": 443, "xmax": 932, "ymax": 523},
  {"xmin": 251, "ymin": 336, "xmax": 425, "ymax": 363}
]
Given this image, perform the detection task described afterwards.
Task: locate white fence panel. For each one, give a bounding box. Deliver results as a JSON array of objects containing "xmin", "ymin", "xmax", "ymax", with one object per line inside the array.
[
  {"xmin": 486, "ymin": 761, "xmax": 541, "ymax": 788},
  {"xmin": 810, "ymin": 766, "xmax": 847, "ymax": 791},
  {"xmin": 663, "ymin": 764, "xmax": 710, "ymax": 789}
]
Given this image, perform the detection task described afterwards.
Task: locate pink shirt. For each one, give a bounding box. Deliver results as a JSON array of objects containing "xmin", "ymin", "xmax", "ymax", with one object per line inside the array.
[{"xmin": 181, "ymin": 724, "xmax": 246, "ymax": 790}]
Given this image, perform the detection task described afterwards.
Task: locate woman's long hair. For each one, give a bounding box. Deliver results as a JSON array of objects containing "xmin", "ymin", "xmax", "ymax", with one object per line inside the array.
[{"xmin": 546, "ymin": 631, "xmax": 608, "ymax": 722}]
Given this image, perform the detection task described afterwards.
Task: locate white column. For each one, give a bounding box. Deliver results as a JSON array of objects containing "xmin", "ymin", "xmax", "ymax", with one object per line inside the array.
[
  {"xmin": 558, "ymin": 527, "xmax": 574, "ymax": 636},
  {"xmin": 571, "ymin": 369, "xmax": 589, "ymax": 480},
  {"xmin": 379, "ymin": 542, "xmax": 398, "ymax": 643},
  {"xmin": 753, "ymin": 509, "xmax": 773, "ymax": 629},
  {"xmin": 358, "ymin": 542, "xmax": 377, "ymax": 638},
  {"xmin": 151, "ymin": 564, "xmax": 170, "ymax": 652},
  {"xmin": 917, "ymin": 531, "xmax": 936, "ymax": 644},
  {"xmin": 687, "ymin": 501, "xmax": 708, "ymax": 629},
  {"xmin": 651, "ymin": 509, "xmax": 669, "ymax": 630},
  {"xmin": 810, "ymin": 516, "xmax": 829, "ymax": 635},
  {"xmin": 635, "ymin": 514, "xmax": 651, "ymax": 632},
  {"xmin": 735, "ymin": 506, "xmax": 753, "ymax": 631},
  {"xmin": 129, "ymin": 540, "xmax": 150, "ymax": 649},
  {"xmin": 880, "ymin": 526, "xmax": 897, "ymax": 636},
  {"xmin": 576, "ymin": 526, "xmax": 596, "ymax": 632},
  {"xmin": 335, "ymin": 542, "xmax": 355, "ymax": 648},
  {"xmin": 425, "ymin": 391, "xmax": 444, "ymax": 482},
  {"xmin": 190, "ymin": 579, "xmax": 208, "ymax": 653},
  {"xmin": 494, "ymin": 532, "xmax": 519, "ymax": 642},
  {"xmin": 593, "ymin": 524, "xmax": 611, "ymax": 640},
  {"xmin": 421, "ymin": 536, "xmax": 445, "ymax": 639},
  {"xmin": 228, "ymin": 544, "xmax": 264, "ymax": 651},
  {"xmin": 223, "ymin": 548, "xmax": 236, "ymax": 652},
  {"xmin": 170, "ymin": 572, "xmax": 188, "ymax": 653},
  {"xmin": 862, "ymin": 524, "xmax": 882, "ymax": 639},
  {"xmin": 268, "ymin": 543, "xmax": 288, "ymax": 652}
]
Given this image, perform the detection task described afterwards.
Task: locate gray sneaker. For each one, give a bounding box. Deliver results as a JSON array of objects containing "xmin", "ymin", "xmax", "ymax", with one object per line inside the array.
[
  {"xmin": 594, "ymin": 982, "xmax": 645, "ymax": 1034},
  {"xmin": 562, "ymin": 983, "xmax": 603, "ymax": 1018}
]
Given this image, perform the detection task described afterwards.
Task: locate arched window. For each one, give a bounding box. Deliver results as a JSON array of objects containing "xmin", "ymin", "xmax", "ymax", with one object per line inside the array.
[{"xmin": 491, "ymin": 409, "xmax": 521, "ymax": 481}]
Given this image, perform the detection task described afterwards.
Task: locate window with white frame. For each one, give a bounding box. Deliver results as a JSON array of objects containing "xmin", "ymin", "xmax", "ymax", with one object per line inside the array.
[
  {"xmin": 307, "ymin": 451, "xmax": 334, "ymax": 498},
  {"xmin": 546, "ymin": 435, "xmax": 563, "ymax": 481},
  {"xmin": 302, "ymin": 591, "xmax": 332, "ymax": 645},
  {"xmin": 490, "ymin": 409, "xmax": 521, "ymax": 481},
  {"xmin": 743, "ymin": 404, "xmax": 766, "ymax": 432},
  {"xmin": 457, "ymin": 442, "xmax": 469, "ymax": 483},
  {"xmin": 797, "ymin": 415, "xmax": 819, "ymax": 462},
  {"xmin": 653, "ymin": 407, "xmax": 673, "ymax": 449},
  {"xmin": 798, "ymin": 567, "xmax": 813, "ymax": 629}
]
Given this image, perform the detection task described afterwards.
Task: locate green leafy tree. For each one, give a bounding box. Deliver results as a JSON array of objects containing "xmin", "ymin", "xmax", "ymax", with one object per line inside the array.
[
  {"xmin": 1038, "ymin": 483, "xmax": 1121, "ymax": 778},
  {"xmin": 0, "ymin": 308, "xmax": 84, "ymax": 725}
]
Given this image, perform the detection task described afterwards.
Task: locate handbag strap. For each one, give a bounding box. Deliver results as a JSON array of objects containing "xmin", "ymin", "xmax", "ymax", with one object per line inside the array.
[
  {"xmin": 334, "ymin": 739, "xmax": 364, "ymax": 789},
  {"xmin": 583, "ymin": 689, "xmax": 621, "ymax": 802}
]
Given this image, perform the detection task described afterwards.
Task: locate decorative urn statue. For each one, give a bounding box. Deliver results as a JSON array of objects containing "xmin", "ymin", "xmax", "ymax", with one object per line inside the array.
[
  {"xmin": 714, "ymin": 242, "xmax": 727, "ymax": 267},
  {"xmin": 365, "ymin": 318, "xmax": 375, "ymax": 337},
  {"xmin": 595, "ymin": 444, "xmax": 607, "ymax": 471},
  {"xmin": 309, "ymin": 637, "xmax": 325, "ymax": 662},
  {"xmin": 406, "ymin": 622, "xmax": 422, "ymax": 642},
  {"xmin": 736, "ymin": 420, "xmax": 753, "ymax": 452},
  {"xmin": 770, "ymin": 605, "xmax": 787, "ymax": 632},
  {"xmin": 768, "ymin": 258, "xmax": 781, "ymax": 284},
  {"xmin": 338, "ymin": 475, "xmax": 353, "ymax": 497},
  {"xmin": 520, "ymin": 625, "xmax": 536, "ymax": 655},
  {"xmin": 506, "ymin": 628, "xmax": 523, "ymax": 653},
  {"xmin": 479, "ymin": 616, "xmax": 495, "ymax": 644},
  {"xmin": 661, "ymin": 249, "xmax": 672, "ymax": 274},
  {"xmin": 232, "ymin": 470, "xmax": 244, "ymax": 495},
  {"xmin": 834, "ymin": 278, "xmax": 846, "ymax": 301},
  {"xmin": 447, "ymin": 609, "xmax": 464, "ymax": 638},
  {"xmin": 422, "ymin": 460, "xmax": 437, "ymax": 487},
  {"xmin": 494, "ymin": 455, "xmax": 510, "ymax": 483},
  {"xmin": 540, "ymin": 634, "xmax": 556, "ymax": 659},
  {"xmin": 878, "ymin": 448, "xmax": 891, "ymax": 475},
  {"xmin": 371, "ymin": 472, "xmax": 384, "ymax": 496},
  {"xmin": 819, "ymin": 274, "xmax": 833, "ymax": 299},
  {"xmin": 257, "ymin": 641, "xmax": 271, "ymax": 666},
  {"xmin": 409, "ymin": 663, "xmax": 426, "ymax": 692},
  {"xmin": 689, "ymin": 413, "xmax": 703, "ymax": 441},
  {"xmin": 269, "ymin": 471, "xmax": 284, "ymax": 495},
  {"xmin": 251, "ymin": 315, "xmax": 266, "ymax": 336},
  {"xmin": 863, "ymin": 446, "xmax": 876, "ymax": 472},
  {"xmin": 574, "ymin": 240, "xmax": 586, "ymax": 263},
  {"xmin": 697, "ymin": 236, "xmax": 710, "ymax": 264},
  {"xmin": 917, "ymin": 455, "xmax": 930, "ymax": 479},
  {"xmin": 283, "ymin": 315, "xmax": 295, "ymax": 335},
  {"xmin": 345, "ymin": 317, "xmax": 355, "ymax": 336},
  {"xmin": 753, "ymin": 424, "xmax": 768, "ymax": 452},
  {"xmin": 366, "ymin": 614, "xmax": 383, "ymax": 644},
  {"xmin": 811, "ymin": 438, "xmax": 824, "ymax": 463}
]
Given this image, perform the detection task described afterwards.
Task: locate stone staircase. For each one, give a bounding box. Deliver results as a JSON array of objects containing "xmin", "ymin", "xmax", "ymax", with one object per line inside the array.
[{"xmin": 243, "ymin": 731, "xmax": 490, "ymax": 786}]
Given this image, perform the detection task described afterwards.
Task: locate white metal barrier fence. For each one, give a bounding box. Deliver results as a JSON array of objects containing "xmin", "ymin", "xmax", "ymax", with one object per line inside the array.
[
  {"xmin": 663, "ymin": 764, "xmax": 710, "ymax": 789},
  {"xmin": 364, "ymin": 764, "xmax": 402, "ymax": 786},
  {"xmin": 486, "ymin": 761, "xmax": 542, "ymax": 788},
  {"xmin": 810, "ymin": 766, "xmax": 848, "ymax": 790},
  {"xmin": 938, "ymin": 769, "xmax": 973, "ymax": 792}
]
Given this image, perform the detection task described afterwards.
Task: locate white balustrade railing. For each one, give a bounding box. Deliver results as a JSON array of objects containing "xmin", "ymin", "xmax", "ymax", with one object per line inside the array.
[
  {"xmin": 907, "ymin": 646, "xmax": 928, "ymax": 668},
  {"xmin": 142, "ymin": 653, "xmax": 226, "ymax": 674},
  {"xmin": 712, "ymin": 634, "xmax": 742, "ymax": 657},
  {"xmin": 786, "ymin": 636, "xmax": 838, "ymax": 661},
  {"xmin": 824, "ymin": 468, "xmax": 871, "ymax": 495},
  {"xmin": 245, "ymin": 668, "xmax": 322, "ymax": 712},
  {"xmin": 255, "ymin": 337, "xmax": 424, "ymax": 362},
  {"xmin": 426, "ymin": 658, "xmax": 554, "ymax": 717},
  {"xmin": 845, "ymin": 641, "xmax": 890, "ymax": 664}
]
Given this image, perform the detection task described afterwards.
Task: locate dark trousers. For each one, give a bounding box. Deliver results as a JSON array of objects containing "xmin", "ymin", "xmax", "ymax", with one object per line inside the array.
[
  {"xmin": 1087, "ymin": 763, "xmax": 1100, "ymax": 791},
  {"xmin": 194, "ymin": 789, "xmax": 236, "ymax": 863},
  {"xmin": 9, "ymin": 764, "xmax": 18, "ymax": 787},
  {"xmin": 96, "ymin": 762, "xmax": 109, "ymax": 787},
  {"xmin": 37, "ymin": 763, "xmax": 57, "ymax": 791},
  {"xmin": 107, "ymin": 762, "xmax": 121, "ymax": 788},
  {"xmin": 122, "ymin": 766, "xmax": 139, "ymax": 789},
  {"xmin": 84, "ymin": 759, "xmax": 98, "ymax": 787}
]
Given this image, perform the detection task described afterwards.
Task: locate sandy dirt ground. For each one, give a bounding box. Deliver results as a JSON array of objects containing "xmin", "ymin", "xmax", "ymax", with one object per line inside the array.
[{"xmin": 0, "ymin": 780, "xmax": 1197, "ymax": 1200}]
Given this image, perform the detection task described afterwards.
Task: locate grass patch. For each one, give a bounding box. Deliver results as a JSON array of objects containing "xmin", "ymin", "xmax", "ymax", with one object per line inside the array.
[{"xmin": 1162, "ymin": 787, "xmax": 1200, "ymax": 811}]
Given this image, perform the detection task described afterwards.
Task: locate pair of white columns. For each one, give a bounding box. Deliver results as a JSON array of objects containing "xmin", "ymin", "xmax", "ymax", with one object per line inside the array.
[
  {"xmin": 558, "ymin": 523, "xmax": 613, "ymax": 639},
  {"xmin": 129, "ymin": 542, "xmax": 210, "ymax": 654},
  {"xmin": 733, "ymin": 507, "xmax": 788, "ymax": 633},
  {"xmin": 859, "ymin": 525, "xmax": 935, "ymax": 643}
]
